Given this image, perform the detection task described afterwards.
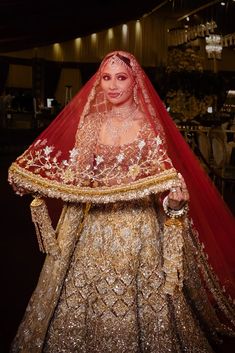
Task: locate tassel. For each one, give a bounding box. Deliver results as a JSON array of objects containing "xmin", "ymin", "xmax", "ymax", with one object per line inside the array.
[
  {"xmin": 30, "ymin": 197, "xmax": 60, "ymax": 258},
  {"xmin": 163, "ymin": 217, "xmax": 184, "ymax": 295}
]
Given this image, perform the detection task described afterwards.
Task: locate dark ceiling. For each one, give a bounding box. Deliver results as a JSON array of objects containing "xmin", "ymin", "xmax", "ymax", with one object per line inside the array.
[{"xmin": 0, "ymin": 0, "xmax": 234, "ymax": 53}]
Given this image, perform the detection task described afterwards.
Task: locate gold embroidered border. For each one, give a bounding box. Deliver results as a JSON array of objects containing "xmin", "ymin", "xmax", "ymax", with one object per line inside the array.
[{"xmin": 9, "ymin": 163, "xmax": 177, "ymax": 203}]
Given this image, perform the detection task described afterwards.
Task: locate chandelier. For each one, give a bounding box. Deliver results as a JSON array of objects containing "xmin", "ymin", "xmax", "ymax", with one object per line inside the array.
[{"xmin": 205, "ymin": 34, "xmax": 223, "ymax": 59}]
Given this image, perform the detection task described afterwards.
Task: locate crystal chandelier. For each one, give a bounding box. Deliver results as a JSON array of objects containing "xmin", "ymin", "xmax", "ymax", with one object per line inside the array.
[{"xmin": 205, "ymin": 34, "xmax": 223, "ymax": 59}]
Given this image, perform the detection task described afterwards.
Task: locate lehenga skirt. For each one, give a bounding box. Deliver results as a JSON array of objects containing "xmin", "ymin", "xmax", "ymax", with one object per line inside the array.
[{"xmin": 11, "ymin": 198, "xmax": 230, "ymax": 353}]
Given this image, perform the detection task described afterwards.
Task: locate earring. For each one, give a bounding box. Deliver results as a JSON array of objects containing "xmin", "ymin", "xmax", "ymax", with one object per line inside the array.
[{"xmin": 133, "ymin": 84, "xmax": 138, "ymax": 105}]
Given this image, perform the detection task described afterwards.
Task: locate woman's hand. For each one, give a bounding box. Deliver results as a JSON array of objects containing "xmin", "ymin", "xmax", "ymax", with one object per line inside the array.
[
  {"xmin": 11, "ymin": 183, "xmax": 30, "ymax": 196},
  {"xmin": 168, "ymin": 173, "xmax": 189, "ymax": 210}
]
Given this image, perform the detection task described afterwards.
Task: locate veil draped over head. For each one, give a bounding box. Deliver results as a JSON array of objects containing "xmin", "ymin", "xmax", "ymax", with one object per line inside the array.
[{"xmin": 8, "ymin": 51, "xmax": 235, "ymax": 299}]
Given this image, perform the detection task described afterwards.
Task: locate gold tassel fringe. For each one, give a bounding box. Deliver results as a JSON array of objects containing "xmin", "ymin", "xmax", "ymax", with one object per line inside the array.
[
  {"xmin": 163, "ymin": 218, "xmax": 184, "ymax": 295},
  {"xmin": 30, "ymin": 197, "xmax": 60, "ymax": 258}
]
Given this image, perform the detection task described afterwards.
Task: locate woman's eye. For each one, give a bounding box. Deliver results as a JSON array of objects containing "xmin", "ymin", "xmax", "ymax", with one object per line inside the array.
[
  {"xmin": 102, "ymin": 75, "xmax": 110, "ymax": 81},
  {"xmin": 117, "ymin": 75, "xmax": 127, "ymax": 81}
]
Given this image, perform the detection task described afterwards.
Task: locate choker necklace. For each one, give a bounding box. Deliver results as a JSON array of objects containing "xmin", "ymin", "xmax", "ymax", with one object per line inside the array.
[{"xmin": 110, "ymin": 104, "xmax": 138, "ymax": 119}]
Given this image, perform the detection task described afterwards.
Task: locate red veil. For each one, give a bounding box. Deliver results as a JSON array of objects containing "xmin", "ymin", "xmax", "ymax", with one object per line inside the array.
[{"xmin": 8, "ymin": 51, "xmax": 235, "ymax": 301}]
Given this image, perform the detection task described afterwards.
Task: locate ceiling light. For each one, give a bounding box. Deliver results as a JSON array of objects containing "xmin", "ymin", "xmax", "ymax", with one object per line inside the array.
[
  {"xmin": 186, "ymin": 16, "xmax": 190, "ymax": 21},
  {"xmin": 220, "ymin": 2, "xmax": 225, "ymax": 5}
]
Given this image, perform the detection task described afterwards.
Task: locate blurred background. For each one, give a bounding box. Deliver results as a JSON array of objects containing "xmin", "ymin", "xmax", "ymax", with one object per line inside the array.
[{"xmin": 0, "ymin": 1, "xmax": 235, "ymax": 352}]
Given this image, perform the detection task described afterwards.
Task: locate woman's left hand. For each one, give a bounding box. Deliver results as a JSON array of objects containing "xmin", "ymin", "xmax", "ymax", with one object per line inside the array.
[{"xmin": 168, "ymin": 173, "xmax": 189, "ymax": 210}]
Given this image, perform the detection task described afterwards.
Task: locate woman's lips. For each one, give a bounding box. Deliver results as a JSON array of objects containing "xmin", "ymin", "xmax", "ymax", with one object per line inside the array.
[{"xmin": 108, "ymin": 92, "xmax": 121, "ymax": 98}]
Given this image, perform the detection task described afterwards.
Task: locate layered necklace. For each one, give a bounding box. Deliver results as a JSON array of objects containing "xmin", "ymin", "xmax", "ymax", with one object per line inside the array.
[{"xmin": 105, "ymin": 104, "xmax": 138, "ymax": 142}]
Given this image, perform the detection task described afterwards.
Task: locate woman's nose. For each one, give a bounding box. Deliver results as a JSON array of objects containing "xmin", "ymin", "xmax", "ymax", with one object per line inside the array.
[{"xmin": 109, "ymin": 78, "xmax": 117, "ymax": 89}]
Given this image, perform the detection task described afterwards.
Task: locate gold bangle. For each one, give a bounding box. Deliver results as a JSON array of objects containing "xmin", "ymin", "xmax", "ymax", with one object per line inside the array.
[{"xmin": 162, "ymin": 195, "xmax": 188, "ymax": 218}]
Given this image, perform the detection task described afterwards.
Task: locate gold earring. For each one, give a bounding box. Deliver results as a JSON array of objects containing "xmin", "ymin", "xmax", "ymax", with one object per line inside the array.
[{"xmin": 133, "ymin": 84, "xmax": 138, "ymax": 105}]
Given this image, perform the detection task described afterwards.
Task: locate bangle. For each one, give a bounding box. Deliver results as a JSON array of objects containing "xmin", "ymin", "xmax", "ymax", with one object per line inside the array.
[{"xmin": 162, "ymin": 195, "xmax": 188, "ymax": 218}]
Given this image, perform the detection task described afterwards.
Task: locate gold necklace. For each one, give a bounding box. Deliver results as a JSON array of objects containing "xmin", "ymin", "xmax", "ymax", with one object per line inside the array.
[
  {"xmin": 110, "ymin": 104, "xmax": 137, "ymax": 118},
  {"xmin": 106, "ymin": 105, "xmax": 138, "ymax": 141}
]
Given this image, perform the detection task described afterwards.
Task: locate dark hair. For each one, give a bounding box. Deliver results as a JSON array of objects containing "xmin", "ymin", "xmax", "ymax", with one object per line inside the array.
[{"xmin": 116, "ymin": 53, "xmax": 131, "ymax": 68}]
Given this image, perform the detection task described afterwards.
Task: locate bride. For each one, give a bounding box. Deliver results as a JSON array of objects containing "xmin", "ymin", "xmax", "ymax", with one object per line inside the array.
[{"xmin": 9, "ymin": 51, "xmax": 235, "ymax": 352}]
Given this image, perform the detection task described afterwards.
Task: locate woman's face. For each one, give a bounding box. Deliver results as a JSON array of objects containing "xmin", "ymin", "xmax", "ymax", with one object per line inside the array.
[{"xmin": 100, "ymin": 60, "xmax": 134, "ymax": 106}]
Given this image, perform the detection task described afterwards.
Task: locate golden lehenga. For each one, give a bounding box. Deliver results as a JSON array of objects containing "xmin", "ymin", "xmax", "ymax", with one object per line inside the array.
[{"xmin": 11, "ymin": 139, "xmax": 234, "ymax": 353}]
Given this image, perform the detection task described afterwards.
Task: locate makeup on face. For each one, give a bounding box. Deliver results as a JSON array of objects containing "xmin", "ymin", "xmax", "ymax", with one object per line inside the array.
[{"xmin": 101, "ymin": 61, "xmax": 135, "ymax": 106}]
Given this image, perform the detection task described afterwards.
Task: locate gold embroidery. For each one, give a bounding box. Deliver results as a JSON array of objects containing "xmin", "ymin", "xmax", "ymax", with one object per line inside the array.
[
  {"xmin": 8, "ymin": 117, "xmax": 176, "ymax": 203},
  {"xmin": 9, "ymin": 163, "xmax": 177, "ymax": 203}
]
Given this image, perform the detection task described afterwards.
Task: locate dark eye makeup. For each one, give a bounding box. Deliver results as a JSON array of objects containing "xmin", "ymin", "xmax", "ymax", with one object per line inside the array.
[
  {"xmin": 117, "ymin": 75, "xmax": 128, "ymax": 80},
  {"xmin": 102, "ymin": 73, "xmax": 128, "ymax": 81},
  {"xmin": 102, "ymin": 74, "xmax": 111, "ymax": 81}
]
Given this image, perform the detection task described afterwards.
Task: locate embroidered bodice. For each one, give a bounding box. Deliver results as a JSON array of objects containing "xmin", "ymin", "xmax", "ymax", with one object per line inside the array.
[{"xmin": 92, "ymin": 122, "xmax": 173, "ymax": 187}]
